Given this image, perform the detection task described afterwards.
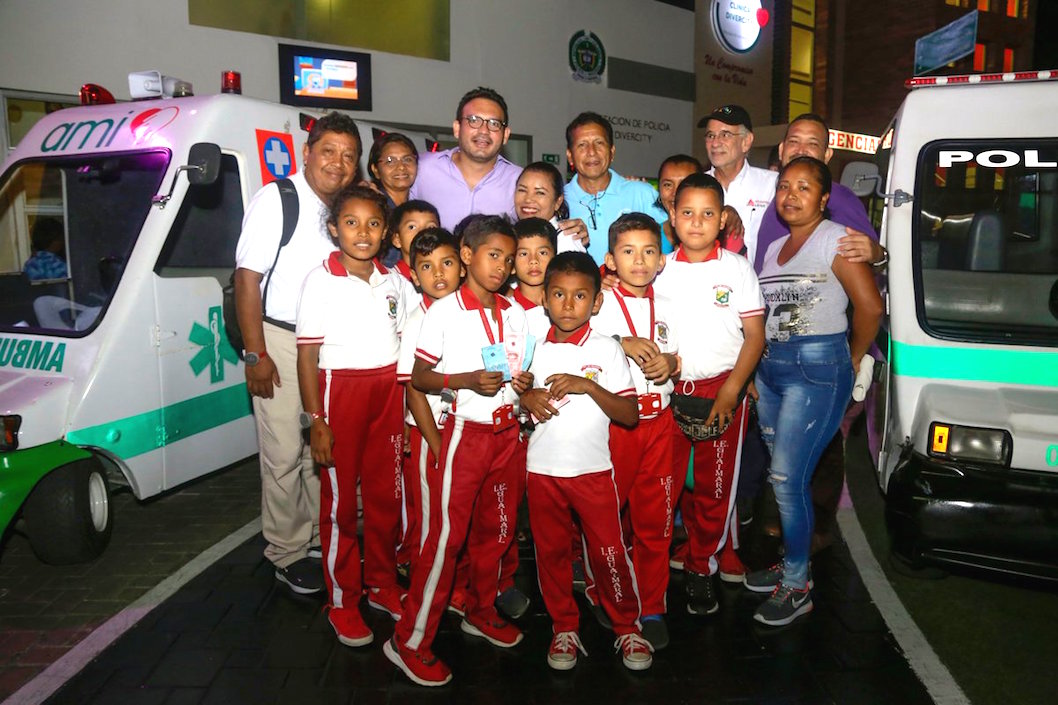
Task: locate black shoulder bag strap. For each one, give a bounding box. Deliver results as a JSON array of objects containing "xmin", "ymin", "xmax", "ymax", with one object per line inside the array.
[{"xmin": 260, "ymin": 177, "xmax": 300, "ymax": 331}]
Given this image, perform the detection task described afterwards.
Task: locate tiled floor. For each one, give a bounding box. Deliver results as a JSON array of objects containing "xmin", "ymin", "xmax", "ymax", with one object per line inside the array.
[{"xmin": 45, "ymin": 526, "xmax": 933, "ymax": 705}]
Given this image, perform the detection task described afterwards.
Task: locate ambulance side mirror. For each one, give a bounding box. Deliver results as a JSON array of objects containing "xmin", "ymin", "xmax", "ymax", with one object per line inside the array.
[
  {"xmin": 152, "ymin": 142, "xmax": 221, "ymax": 208},
  {"xmin": 841, "ymin": 161, "xmax": 879, "ymax": 198},
  {"xmin": 187, "ymin": 143, "xmax": 221, "ymax": 186}
]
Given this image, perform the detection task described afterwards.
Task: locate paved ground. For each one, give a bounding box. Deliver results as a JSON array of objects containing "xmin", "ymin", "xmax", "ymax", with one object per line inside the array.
[
  {"xmin": 0, "ymin": 460, "xmax": 261, "ymax": 701},
  {"xmin": 34, "ymin": 507, "xmax": 932, "ymax": 704},
  {"xmin": 3, "ymin": 426, "xmax": 1054, "ymax": 704}
]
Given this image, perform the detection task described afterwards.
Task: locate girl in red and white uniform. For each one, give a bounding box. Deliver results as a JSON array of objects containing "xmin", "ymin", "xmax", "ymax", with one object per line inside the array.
[{"xmin": 296, "ymin": 185, "xmax": 406, "ymax": 648}]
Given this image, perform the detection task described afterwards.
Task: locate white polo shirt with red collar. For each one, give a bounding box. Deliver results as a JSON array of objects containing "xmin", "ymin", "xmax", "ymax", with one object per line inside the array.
[
  {"xmin": 397, "ymin": 298, "xmax": 445, "ymax": 426},
  {"xmin": 392, "ymin": 258, "xmax": 423, "ymax": 321},
  {"xmin": 296, "ymin": 251, "xmax": 405, "ymax": 370},
  {"xmin": 526, "ymin": 323, "xmax": 636, "ymax": 478},
  {"xmin": 654, "ymin": 245, "xmax": 763, "ymax": 380},
  {"xmin": 593, "ymin": 285, "xmax": 678, "ymax": 417},
  {"xmin": 708, "ymin": 161, "xmax": 778, "ymax": 265},
  {"xmin": 510, "ymin": 285, "xmax": 551, "ymax": 341},
  {"xmin": 414, "ymin": 284, "xmax": 528, "ymax": 425}
]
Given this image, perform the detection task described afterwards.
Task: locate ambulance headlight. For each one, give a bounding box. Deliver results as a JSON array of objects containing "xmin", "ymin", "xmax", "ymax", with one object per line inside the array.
[
  {"xmin": 928, "ymin": 422, "xmax": 1011, "ymax": 466},
  {"xmin": 1, "ymin": 415, "xmax": 21, "ymax": 452}
]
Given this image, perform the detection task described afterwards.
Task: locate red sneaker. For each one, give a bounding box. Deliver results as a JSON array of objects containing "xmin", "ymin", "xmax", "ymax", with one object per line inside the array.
[
  {"xmin": 367, "ymin": 586, "xmax": 405, "ymax": 620},
  {"xmin": 447, "ymin": 588, "xmax": 467, "ymax": 617},
  {"xmin": 718, "ymin": 547, "xmax": 747, "ymax": 583},
  {"xmin": 383, "ymin": 636, "xmax": 452, "ymax": 687},
  {"xmin": 547, "ymin": 631, "xmax": 587, "ymax": 671},
  {"xmin": 328, "ymin": 607, "xmax": 373, "ymax": 647},
  {"xmin": 614, "ymin": 632, "xmax": 653, "ymax": 671},
  {"xmin": 460, "ymin": 614, "xmax": 524, "ymax": 647}
]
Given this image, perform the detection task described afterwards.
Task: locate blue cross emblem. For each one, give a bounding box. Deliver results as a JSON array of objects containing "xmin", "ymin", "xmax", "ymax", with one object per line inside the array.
[{"xmin": 263, "ymin": 137, "xmax": 292, "ymax": 179}]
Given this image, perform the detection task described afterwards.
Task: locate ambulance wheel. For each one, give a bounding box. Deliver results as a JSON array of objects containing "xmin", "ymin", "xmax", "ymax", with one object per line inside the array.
[{"xmin": 23, "ymin": 458, "xmax": 113, "ymax": 564}]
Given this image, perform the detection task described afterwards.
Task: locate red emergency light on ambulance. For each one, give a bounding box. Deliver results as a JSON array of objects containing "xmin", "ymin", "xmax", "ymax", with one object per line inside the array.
[{"xmin": 0, "ymin": 70, "xmax": 433, "ymax": 564}]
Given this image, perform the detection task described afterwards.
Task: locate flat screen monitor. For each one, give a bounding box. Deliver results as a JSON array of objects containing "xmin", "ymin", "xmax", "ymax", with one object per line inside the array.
[{"xmin": 277, "ymin": 43, "xmax": 372, "ymax": 111}]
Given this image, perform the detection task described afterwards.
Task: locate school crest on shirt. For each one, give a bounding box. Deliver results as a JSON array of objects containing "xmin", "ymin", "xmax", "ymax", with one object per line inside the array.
[
  {"xmin": 386, "ymin": 294, "xmax": 398, "ymax": 319},
  {"xmin": 713, "ymin": 285, "xmax": 732, "ymax": 307},
  {"xmin": 655, "ymin": 320, "xmax": 670, "ymax": 346},
  {"xmin": 581, "ymin": 364, "xmax": 602, "ymax": 382}
]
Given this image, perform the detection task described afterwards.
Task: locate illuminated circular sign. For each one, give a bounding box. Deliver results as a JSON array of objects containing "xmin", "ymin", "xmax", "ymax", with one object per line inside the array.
[{"xmin": 712, "ymin": 0, "xmax": 770, "ymax": 54}]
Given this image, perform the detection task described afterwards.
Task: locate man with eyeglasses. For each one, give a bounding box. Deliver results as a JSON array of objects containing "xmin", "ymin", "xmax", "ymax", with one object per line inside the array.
[
  {"xmin": 410, "ymin": 86, "xmax": 522, "ymax": 230},
  {"xmin": 563, "ymin": 112, "xmax": 669, "ymax": 265},
  {"xmin": 700, "ymin": 104, "xmax": 777, "ymax": 265}
]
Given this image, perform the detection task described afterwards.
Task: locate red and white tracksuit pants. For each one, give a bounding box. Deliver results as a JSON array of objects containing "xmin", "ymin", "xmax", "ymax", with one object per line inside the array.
[
  {"xmin": 529, "ymin": 470, "xmax": 642, "ymax": 636},
  {"xmin": 671, "ymin": 372, "xmax": 748, "ymax": 576},
  {"xmin": 607, "ymin": 409, "xmax": 678, "ymax": 617},
  {"xmin": 318, "ymin": 365, "xmax": 403, "ymax": 610},
  {"xmin": 398, "ymin": 425, "xmax": 434, "ymax": 570},
  {"xmin": 396, "ymin": 418, "xmax": 523, "ymax": 651}
]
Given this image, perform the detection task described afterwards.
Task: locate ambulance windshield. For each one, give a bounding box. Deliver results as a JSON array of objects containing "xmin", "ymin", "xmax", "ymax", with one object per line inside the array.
[
  {"xmin": 0, "ymin": 150, "xmax": 169, "ymax": 336},
  {"xmin": 915, "ymin": 140, "xmax": 1058, "ymax": 347}
]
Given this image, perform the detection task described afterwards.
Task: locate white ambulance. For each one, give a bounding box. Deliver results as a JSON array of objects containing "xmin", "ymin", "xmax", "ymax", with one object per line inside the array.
[
  {"xmin": 845, "ymin": 70, "xmax": 1058, "ymax": 580},
  {"xmin": 0, "ymin": 74, "xmax": 432, "ymax": 564}
]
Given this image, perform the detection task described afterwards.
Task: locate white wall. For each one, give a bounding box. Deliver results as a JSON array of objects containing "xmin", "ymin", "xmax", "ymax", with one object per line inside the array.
[{"xmin": 0, "ymin": 0, "xmax": 694, "ymax": 175}]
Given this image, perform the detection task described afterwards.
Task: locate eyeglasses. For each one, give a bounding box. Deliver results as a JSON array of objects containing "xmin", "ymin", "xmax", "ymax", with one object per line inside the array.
[
  {"xmin": 704, "ymin": 129, "xmax": 744, "ymax": 142},
  {"xmin": 461, "ymin": 115, "xmax": 507, "ymax": 132},
  {"xmin": 379, "ymin": 155, "xmax": 417, "ymax": 167},
  {"xmin": 580, "ymin": 192, "xmax": 605, "ymax": 230}
]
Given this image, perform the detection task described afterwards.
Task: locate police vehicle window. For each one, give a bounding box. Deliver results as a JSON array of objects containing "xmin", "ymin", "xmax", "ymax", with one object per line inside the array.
[
  {"xmin": 915, "ymin": 140, "xmax": 1058, "ymax": 347},
  {"xmin": 155, "ymin": 154, "xmax": 243, "ymax": 277},
  {"xmin": 0, "ymin": 150, "xmax": 169, "ymax": 337}
]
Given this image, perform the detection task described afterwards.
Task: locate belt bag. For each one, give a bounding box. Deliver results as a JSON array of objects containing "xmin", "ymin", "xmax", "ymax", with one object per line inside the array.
[{"xmin": 670, "ymin": 387, "xmax": 745, "ymax": 441}]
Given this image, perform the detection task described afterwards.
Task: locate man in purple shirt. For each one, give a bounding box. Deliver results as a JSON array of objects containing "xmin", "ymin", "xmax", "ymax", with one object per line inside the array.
[
  {"xmin": 754, "ymin": 113, "xmax": 886, "ymax": 273},
  {"xmin": 410, "ymin": 87, "xmax": 523, "ymax": 230}
]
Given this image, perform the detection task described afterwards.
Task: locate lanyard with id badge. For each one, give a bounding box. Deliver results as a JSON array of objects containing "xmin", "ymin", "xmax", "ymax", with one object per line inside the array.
[
  {"xmin": 479, "ymin": 303, "xmax": 536, "ymax": 433},
  {"xmin": 614, "ymin": 290, "xmax": 662, "ymax": 419}
]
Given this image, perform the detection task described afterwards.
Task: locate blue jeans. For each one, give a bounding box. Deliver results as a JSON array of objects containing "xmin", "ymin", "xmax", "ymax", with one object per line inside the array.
[{"xmin": 755, "ymin": 333, "xmax": 853, "ymax": 589}]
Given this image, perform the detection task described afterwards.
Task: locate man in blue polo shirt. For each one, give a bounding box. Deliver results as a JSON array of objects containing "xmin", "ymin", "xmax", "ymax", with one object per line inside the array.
[{"xmin": 564, "ymin": 112, "xmax": 668, "ymax": 265}]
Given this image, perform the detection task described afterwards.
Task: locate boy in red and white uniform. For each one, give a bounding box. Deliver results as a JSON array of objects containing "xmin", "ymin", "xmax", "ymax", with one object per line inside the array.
[
  {"xmin": 296, "ymin": 186, "xmax": 406, "ymax": 647},
  {"xmin": 654, "ymin": 173, "xmax": 765, "ymax": 616},
  {"xmin": 386, "ymin": 216, "xmax": 533, "ymax": 687},
  {"xmin": 510, "ymin": 217, "xmax": 557, "ymax": 341},
  {"xmin": 521, "ymin": 251, "xmax": 653, "ymax": 673},
  {"xmin": 388, "ymin": 200, "xmax": 440, "ymax": 319},
  {"xmin": 395, "ymin": 227, "xmax": 464, "ymax": 579},
  {"xmin": 593, "ymin": 213, "xmax": 680, "ymax": 649}
]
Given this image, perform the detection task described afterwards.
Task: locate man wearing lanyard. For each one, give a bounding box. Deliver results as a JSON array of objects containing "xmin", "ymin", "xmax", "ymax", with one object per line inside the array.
[{"xmin": 564, "ymin": 112, "xmax": 669, "ymax": 266}]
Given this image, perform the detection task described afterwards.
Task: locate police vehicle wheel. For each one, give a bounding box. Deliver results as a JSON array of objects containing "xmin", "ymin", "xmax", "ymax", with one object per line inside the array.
[{"xmin": 23, "ymin": 458, "xmax": 113, "ymax": 564}]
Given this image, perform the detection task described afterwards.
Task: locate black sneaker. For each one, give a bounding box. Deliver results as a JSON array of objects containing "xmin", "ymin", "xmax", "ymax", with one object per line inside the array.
[
  {"xmin": 307, "ymin": 546, "xmax": 323, "ymax": 560},
  {"xmin": 495, "ymin": 587, "xmax": 531, "ymax": 620},
  {"xmin": 275, "ymin": 557, "xmax": 324, "ymax": 595},
  {"xmin": 685, "ymin": 571, "xmax": 719, "ymax": 615},
  {"xmin": 640, "ymin": 615, "xmax": 669, "ymax": 650},
  {"xmin": 753, "ymin": 583, "xmax": 813, "ymax": 626}
]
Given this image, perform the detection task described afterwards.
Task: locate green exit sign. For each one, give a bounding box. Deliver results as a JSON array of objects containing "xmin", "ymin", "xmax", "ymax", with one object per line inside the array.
[{"xmin": 543, "ymin": 153, "xmax": 560, "ymax": 165}]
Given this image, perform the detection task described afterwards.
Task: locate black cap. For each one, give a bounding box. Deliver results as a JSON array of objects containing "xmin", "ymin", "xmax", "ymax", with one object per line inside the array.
[{"xmin": 697, "ymin": 104, "xmax": 753, "ymax": 131}]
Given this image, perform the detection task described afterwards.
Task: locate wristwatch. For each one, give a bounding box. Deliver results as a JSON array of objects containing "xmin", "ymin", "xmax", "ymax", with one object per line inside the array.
[
  {"xmin": 299, "ymin": 410, "xmax": 325, "ymax": 429},
  {"xmin": 244, "ymin": 350, "xmax": 268, "ymax": 366}
]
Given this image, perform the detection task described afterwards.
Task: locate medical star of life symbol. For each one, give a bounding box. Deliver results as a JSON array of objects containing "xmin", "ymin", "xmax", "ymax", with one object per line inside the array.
[{"xmin": 189, "ymin": 305, "xmax": 239, "ymax": 383}]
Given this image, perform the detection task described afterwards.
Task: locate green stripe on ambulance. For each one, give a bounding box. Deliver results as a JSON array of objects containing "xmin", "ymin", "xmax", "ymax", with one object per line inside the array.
[{"xmin": 0, "ymin": 337, "xmax": 66, "ymax": 372}]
